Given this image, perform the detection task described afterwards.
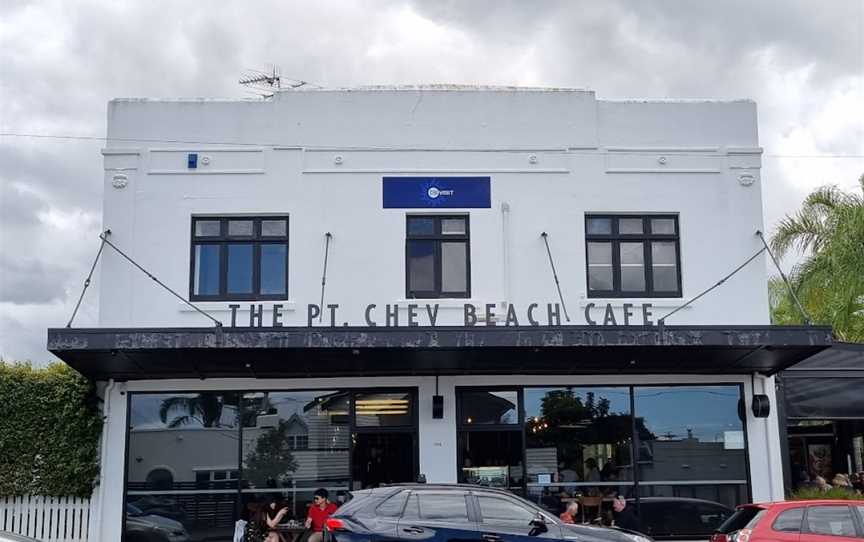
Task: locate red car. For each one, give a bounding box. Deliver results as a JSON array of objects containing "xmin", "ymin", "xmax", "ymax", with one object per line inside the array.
[{"xmin": 711, "ymin": 500, "xmax": 864, "ymax": 542}]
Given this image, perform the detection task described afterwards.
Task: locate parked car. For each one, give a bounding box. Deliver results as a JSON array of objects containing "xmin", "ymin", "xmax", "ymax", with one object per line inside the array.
[
  {"xmin": 126, "ymin": 503, "xmax": 190, "ymax": 542},
  {"xmin": 0, "ymin": 532, "xmax": 41, "ymax": 542},
  {"xmin": 323, "ymin": 484, "xmax": 653, "ymax": 542},
  {"xmin": 628, "ymin": 497, "xmax": 733, "ymax": 539},
  {"xmin": 711, "ymin": 500, "xmax": 864, "ymax": 542}
]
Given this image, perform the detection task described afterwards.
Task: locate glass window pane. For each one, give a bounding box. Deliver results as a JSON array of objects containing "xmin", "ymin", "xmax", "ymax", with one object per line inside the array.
[
  {"xmin": 227, "ymin": 244, "xmax": 253, "ymax": 294},
  {"xmin": 405, "ymin": 493, "xmax": 469, "ymax": 521},
  {"xmin": 586, "ymin": 217, "xmax": 612, "ymax": 235},
  {"xmin": 228, "ymin": 220, "xmax": 254, "ymax": 236},
  {"xmin": 619, "ymin": 218, "xmax": 643, "ymax": 234},
  {"xmin": 241, "ymin": 391, "xmax": 349, "ymax": 511},
  {"xmin": 651, "ymin": 218, "xmax": 676, "ymax": 235},
  {"xmin": 652, "ymin": 242, "xmax": 679, "ymax": 292},
  {"xmin": 620, "ymin": 242, "xmax": 645, "ymax": 291},
  {"xmin": 441, "ymin": 242, "xmax": 467, "ymax": 293},
  {"xmin": 477, "ymin": 495, "xmax": 535, "ymax": 524},
  {"xmin": 355, "ymin": 392, "xmax": 412, "ymax": 427},
  {"xmin": 194, "ymin": 220, "xmax": 221, "ymax": 237},
  {"xmin": 587, "ymin": 242, "xmax": 613, "ymax": 291},
  {"xmin": 407, "ymin": 240, "xmax": 435, "ymax": 293},
  {"xmin": 260, "ymin": 244, "xmax": 287, "ymax": 295},
  {"xmin": 460, "ymin": 391, "xmax": 518, "ymax": 425},
  {"xmin": 637, "ymin": 491, "xmax": 738, "ymax": 538},
  {"xmin": 773, "ymin": 508, "xmax": 804, "ymax": 532},
  {"xmin": 126, "ymin": 392, "xmax": 240, "ymax": 541},
  {"xmin": 634, "ymin": 386, "xmax": 747, "ymax": 484},
  {"xmin": 459, "ymin": 431, "xmax": 523, "ymax": 490},
  {"xmin": 441, "ymin": 218, "xmax": 466, "ymax": 235},
  {"xmin": 194, "ymin": 245, "xmax": 220, "ymax": 295},
  {"xmin": 261, "ymin": 219, "xmax": 287, "ymax": 237},
  {"xmin": 806, "ymin": 506, "xmax": 856, "ymax": 537},
  {"xmin": 407, "ymin": 217, "xmax": 435, "ymax": 236},
  {"xmin": 524, "ymin": 387, "xmax": 634, "ymax": 489},
  {"xmin": 376, "ymin": 491, "xmax": 409, "ymax": 517}
]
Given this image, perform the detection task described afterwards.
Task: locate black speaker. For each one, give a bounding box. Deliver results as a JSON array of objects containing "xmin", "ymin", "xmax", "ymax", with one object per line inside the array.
[
  {"xmin": 751, "ymin": 394, "xmax": 771, "ymax": 418},
  {"xmin": 432, "ymin": 395, "xmax": 444, "ymax": 419}
]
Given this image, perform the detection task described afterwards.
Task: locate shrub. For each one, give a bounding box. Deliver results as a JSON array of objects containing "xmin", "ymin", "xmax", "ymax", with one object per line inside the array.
[
  {"xmin": 0, "ymin": 361, "xmax": 102, "ymax": 497},
  {"xmin": 790, "ymin": 487, "xmax": 864, "ymax": 501}
]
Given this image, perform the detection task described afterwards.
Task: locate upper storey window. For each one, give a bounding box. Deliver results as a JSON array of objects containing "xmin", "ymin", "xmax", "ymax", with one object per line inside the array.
[
  {"xmin": 190, "ymin": 216, "xmax": 288, "ymax": 301},
  {"xmin": 585, "ymin": 214, "xmax": 681, "ymax": 298},
  {"xmin": 406, "ymin": 215, "xmax": 470, "ymax": 299}
]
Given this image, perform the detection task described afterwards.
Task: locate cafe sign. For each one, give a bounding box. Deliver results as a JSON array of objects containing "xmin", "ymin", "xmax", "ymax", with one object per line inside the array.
[{"xmin": 224, "ymin": 302, "xmax": 657, "ymax": 328}]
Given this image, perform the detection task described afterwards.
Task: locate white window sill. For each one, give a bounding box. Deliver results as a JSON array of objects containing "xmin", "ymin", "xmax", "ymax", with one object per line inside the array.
[
  {"xmin": 395, "ymin": 299, "xmax": 485, "ymax": 309},
  {"xmin": 577, "ymin": 298, "xmax": 689, "ymax": 310},
  {"xmin": 178, "ymin": 301, "xmax": 297, "ymax": 313}
]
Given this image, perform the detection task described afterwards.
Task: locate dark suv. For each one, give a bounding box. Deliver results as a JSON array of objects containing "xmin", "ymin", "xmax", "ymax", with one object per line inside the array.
[{"xmin": 323, "ymin": 484, "xmax": 652, "ymax": 542}]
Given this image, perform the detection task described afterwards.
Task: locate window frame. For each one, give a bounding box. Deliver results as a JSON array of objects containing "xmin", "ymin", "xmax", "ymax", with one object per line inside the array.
[
  {"xmin": 803, "ymin": 504, "xmax": 862, "ymax": 538},
  {"xmin": 189, "ymin": 216, "xmax": 290, "ymax": 301},
  {"xmin": 584, "ymin": 214, "xmax": 682, "ymax": 298},
  {"xmin": 405, "ymin": 214, "xmax": 471, "ymax": 299}
]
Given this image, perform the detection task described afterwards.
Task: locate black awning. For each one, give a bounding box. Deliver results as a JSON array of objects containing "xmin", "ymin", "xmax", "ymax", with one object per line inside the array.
[
  {"xmin": 781, "ymin": 343, "xmax": 864, "ymax": 419},
  {"xmin": 48, "ymin": 325, "xmax": 833, "ymax": 381}
]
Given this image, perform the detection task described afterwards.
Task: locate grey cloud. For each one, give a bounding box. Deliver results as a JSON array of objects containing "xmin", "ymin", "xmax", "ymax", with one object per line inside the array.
[{"xmin": 0, "ymin": 257, "xmax": 68, "ymax": 304}]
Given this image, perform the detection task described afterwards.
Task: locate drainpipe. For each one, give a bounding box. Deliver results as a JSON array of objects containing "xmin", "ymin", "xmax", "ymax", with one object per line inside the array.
[
  {"xmin": 90, "ymin": 378, "xmax": 116, "ymax": 541},
  {"xmin": 501, "ymin": 202, "xmax": 511, "ymax": 315}
]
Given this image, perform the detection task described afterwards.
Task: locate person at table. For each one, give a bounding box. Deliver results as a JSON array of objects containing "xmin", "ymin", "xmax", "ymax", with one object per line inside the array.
[
  {"xmin": 247, "ymin": 499, "xmax": 289, "ymax": 542},
  {"xmin": 306, "ymin": 488, "xmax": 338, "ymax": 542},
  {"xmin": 611, "ymin": 496, "xmax": 641, "ymax": 533},
  {"xmin": 559, "ymin": 502, "xmax": 579, "ymax": 524}
]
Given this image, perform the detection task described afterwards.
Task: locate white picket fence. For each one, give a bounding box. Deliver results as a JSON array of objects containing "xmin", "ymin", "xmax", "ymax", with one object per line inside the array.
[{"xmin": 0, "ymin": 496, "xmax": 90, "ymax": 542}]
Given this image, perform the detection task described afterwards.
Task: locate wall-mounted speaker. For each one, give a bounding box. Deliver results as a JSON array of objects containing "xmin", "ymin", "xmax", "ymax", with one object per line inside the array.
[
  {"xmin": 751, "ymin": 394, "xmax": 771, "ymax": 418},
  {"xmin": 432, "ymin": 395, "xmax": 444, "ymax": 419}
]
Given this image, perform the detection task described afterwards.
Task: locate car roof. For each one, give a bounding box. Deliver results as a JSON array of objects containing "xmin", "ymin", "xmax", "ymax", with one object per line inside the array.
[
  {"xmin": 635, "ymin": 497, "xmax": 733, "ymax": 508},
  {"xmin": 379, "ymin": 483, "xmax": 520, "ymax": 497},
  {"xmin": 739, "ymin": 499, "xmax": 860, "ymax": 510}
]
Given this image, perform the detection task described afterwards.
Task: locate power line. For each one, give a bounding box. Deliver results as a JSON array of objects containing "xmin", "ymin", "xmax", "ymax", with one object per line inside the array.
[{"xmin": 1, "ymin": 132, "xmax": 863, "ymax": 158}]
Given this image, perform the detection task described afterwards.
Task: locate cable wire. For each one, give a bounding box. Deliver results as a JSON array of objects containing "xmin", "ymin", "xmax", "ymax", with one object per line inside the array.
[
  {"xmin": 66, "ymin": 231, "xmax": 108, "ymax": 328},
  {"xmin": 540, "ymin": 232, "xmax": 571, "ymax": 322},
  {"xmin": 756, "ymin": 230, "xmax": 811, "ymax": 325}
]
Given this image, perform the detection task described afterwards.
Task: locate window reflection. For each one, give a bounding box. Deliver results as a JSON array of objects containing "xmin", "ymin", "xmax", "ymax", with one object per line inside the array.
[
  {"xmin": 460, "ymin": 390, "xmax": 518, "ymax": 425},
  {"xmin": 525, "ymin": 387, "xmax": 634, "ymax": 486}
]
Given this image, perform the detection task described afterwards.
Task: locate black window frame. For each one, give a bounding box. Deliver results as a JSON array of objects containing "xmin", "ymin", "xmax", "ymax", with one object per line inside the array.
[
  {"xmin": 405, "ymin": 214, "xmax": 471, "ymax": 299},
  {"xmin": 584, "ymin": 214, "xmax": 682, "ymax": 298},
  {"xmin": 189, "ymin": 216, "xmax": 289, "ymax": 301}
]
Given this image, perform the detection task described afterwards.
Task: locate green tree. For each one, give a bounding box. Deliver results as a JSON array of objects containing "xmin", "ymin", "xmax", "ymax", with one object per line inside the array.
[
  {"xmin": 243, "ymin": 419, "xmax": 299, "ymax": 487},
  {"xmin": 769, "ymin": 174, "xmax": 864, "ymax": 342}
]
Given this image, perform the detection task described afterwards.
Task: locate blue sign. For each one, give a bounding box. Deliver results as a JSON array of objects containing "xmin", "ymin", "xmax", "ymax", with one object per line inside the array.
[{"xmin": 383, "ymin": 177, "xmax": 491, "ymax": 208}]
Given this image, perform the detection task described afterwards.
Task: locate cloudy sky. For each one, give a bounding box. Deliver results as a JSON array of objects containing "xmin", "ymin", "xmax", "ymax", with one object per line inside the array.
[{"xmin": 1, "ymin": 0, "xmax": 862, "ymax": 363}]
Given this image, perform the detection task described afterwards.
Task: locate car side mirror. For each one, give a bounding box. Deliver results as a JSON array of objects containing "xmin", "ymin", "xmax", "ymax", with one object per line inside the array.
[{"xmin": 529, "ymin": 515, "xmax": 548, "ymax": 535}]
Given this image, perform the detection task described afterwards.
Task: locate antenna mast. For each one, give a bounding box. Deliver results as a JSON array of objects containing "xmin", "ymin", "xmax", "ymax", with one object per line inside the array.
[{"xmin": 239, "ymin": 66, "xmax": 307, "ymax": 97}]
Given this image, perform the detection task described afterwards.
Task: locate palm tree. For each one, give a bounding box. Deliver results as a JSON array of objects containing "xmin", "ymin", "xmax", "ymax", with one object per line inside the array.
[
  {"xmin": 769, "ymin": 174, "xmax": 864, "ymax": 341},
  {"xmin": 159, "ymin": 393, "xmax": 234, "ymax": 428}
]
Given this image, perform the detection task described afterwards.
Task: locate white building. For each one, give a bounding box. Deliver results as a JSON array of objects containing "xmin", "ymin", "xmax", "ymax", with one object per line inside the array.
[{"xmin": 49, "ymin": 86, "xmax": 832, "ymax": 541}]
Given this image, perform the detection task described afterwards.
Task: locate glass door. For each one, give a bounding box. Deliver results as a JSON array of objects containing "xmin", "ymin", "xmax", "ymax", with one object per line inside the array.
[{"xmin": 351, "ymin": 390, "xmax": 418, "ymax": 489}]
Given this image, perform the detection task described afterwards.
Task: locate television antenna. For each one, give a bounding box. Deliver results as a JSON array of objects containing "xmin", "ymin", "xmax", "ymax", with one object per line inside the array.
[{"xmin": 239, "ymin": 66, "xmax": 308, "ymax": 97}]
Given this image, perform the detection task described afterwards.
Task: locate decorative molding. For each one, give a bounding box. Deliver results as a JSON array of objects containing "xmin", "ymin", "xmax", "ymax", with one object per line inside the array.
[
  {"xmin": 604, "ymin": 146, "xmax": 720, "ymax": 153},
  {"xmin": 101, "ymin": 148, "xmax": 141, "ymax": 156},
  {"xmin": 726, "ymin": 147, "xmax": 763, "ymax": 155},
  {"xmin": 303, "ymin": 168, "xmax": 570, "ymax": 174},
  {"xmin": 148, "ymin": 169, "xmax": 265, "ymax": 175},
  {"xmin": 605, "ymin": 168, "xmax": 721, "ymax": 174},
  {"xmin": 149, "ymin": 147, "xmax": 264, "ymax": 153}
]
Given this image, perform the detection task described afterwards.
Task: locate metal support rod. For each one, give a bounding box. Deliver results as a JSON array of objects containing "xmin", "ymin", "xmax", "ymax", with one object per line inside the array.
[
  {"xmin": 540, "ymin": 232, "xmax": 571, "ymax": 322},
  {"xmin": 98, "ymin": 232, "xmax": 222, "ymax": 328},
  {"xmin": 66, "ymin": 229, "xmax": 110, "ymax": 327},
  {"xmin": 319, "ymin": 232, "xmax": 333, "ymax": 322},
  {"xmin": 756, "ymin": 230, "xmax": 811, "ymax": 325},
  {"xmin": 658, "ymin": 245, "xmax": 767, "ymax": 325}
]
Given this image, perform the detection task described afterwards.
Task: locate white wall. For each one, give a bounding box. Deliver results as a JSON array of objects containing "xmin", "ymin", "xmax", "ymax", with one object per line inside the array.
[{"xmin": 98, "ymin": 88, "xmax": 768, "ymax": 329}]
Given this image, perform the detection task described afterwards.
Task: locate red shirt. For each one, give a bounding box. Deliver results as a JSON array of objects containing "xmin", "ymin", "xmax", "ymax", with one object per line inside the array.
[
  {"xmin": 559, "ymin": 511, "xmax": 577, "ymax": 524},
  {"xmin": 308, "ymin": 502, "xmax": 338, "ymax": 531}
]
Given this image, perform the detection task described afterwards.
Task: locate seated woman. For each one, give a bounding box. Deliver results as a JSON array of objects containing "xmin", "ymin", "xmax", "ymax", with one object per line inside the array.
[
  {"xmin": 247, "ymin": 499, "xmax": 290, "ymax": 542},
  {"xmin": 559, "ymin": 502, "xmax": 579, "ymax": 524}
]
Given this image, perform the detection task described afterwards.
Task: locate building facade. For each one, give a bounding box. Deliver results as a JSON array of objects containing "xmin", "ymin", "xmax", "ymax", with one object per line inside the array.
[{"xmin": 48, "ymin": 87, "xmax": 832, "ymax": 541}]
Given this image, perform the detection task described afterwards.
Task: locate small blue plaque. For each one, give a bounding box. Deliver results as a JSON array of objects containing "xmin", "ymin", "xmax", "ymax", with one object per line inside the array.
[{"xmin": 187, "ymin": 153, "xmax": 198, "ymax": 169}]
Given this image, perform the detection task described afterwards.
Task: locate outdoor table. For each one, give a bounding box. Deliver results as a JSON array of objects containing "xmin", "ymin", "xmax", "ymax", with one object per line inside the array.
[{"xmin": 278, "ymin": 524, "xmax": 309, "ymax": 542}]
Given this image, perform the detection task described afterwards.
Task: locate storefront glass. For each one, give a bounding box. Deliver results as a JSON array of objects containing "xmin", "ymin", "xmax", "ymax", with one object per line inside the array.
[
  {"xmin": 125, "ymin": 389, "xmax": 416, "ymax": 542},
  {"xmin": 458, "ymin": 384, "xmax": 749, "ymax": 539}
]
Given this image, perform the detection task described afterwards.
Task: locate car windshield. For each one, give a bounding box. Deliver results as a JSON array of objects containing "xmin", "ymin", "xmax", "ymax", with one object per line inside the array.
[{"xmin": 716, "ymin": 507, "xmax": 765, "ymax": 534}]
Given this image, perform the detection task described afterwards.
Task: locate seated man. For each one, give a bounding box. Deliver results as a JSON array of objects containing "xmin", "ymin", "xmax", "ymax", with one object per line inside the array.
[
  {"xmin": 306, "ymin": 488, "xmax": 338, "ymax": 542},
  {"xmin": 612, "ymin": 496, "xmax": 641, "ymax": 533}
]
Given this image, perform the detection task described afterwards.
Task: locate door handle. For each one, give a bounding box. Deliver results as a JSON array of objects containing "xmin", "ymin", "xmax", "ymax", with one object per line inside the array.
[
  {"xmin": 482, "ymin": 534, "xmax": 502, "ymax": 542},
  {"xmin": 403, "ymin": 526, "xmax": 425, "ymax": 534}
]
